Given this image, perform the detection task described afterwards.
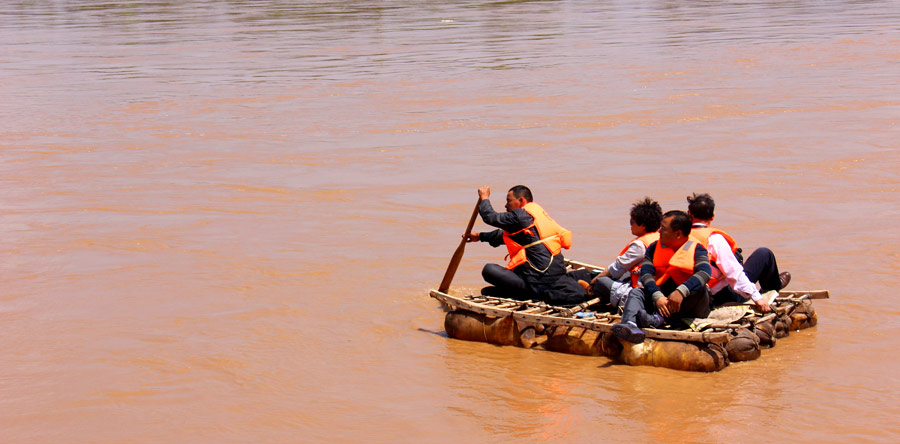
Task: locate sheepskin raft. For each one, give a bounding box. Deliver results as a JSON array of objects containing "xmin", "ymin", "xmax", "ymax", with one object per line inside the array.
[{"xmin": 431, "ymin": 260, "xmax": 827, "ymax": 372}]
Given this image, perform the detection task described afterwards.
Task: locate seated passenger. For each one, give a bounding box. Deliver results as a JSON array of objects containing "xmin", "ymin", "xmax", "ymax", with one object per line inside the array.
[
  {"xmin": 686, "ymin": 193, "xmax": 791, "ymax": 313},
  {"xmin": 572, "ymin": 198, "xmax": 662, "ymax": 311},
  {"xmin": 612, "ymin": 210, "xmax": 712, "ymax": 343},
  {"xmin": 465, "ymin": 185, "xmax": 585, "ymax": 305}
]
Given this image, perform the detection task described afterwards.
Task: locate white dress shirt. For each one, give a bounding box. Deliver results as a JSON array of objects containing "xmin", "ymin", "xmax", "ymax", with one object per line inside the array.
[{"xmin": 699, "ymin": 226, "xmax": 762, "ymax": 301}]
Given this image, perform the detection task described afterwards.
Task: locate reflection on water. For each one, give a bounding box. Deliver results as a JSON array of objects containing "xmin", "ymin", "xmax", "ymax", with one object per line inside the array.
[
  {"xmin": 1, "ymin": 1, "xmax": 899, "ymax": 443},
  {"xmin": 3, "ymin": 0, "xmax": 898, "ymax": 85}
]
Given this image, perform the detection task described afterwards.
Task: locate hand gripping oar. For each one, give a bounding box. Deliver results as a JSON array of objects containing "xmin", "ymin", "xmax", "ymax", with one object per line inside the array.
[{"xmin": 438, "ymin": 198, "xmax": 482, "ymax": 293}]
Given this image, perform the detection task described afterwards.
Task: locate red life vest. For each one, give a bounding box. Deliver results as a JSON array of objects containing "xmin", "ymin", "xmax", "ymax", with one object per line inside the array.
[
  {"xmin": 618, "ymin": 232, "xmax": 660, "ymax": 287},
  {"xmin": 652, "ymin": 237, "xmax": 700, "ymax": 287},
  {"xmin": 502, "ymin": 202, "xmax": 572, "ymax": 270},
  {"xmin": 690, "ymin": 226, "xmax": 739, "ymax": 288}
]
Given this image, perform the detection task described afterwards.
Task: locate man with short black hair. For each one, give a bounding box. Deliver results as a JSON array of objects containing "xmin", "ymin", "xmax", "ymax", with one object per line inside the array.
[
  {"xmin": 612, "ymin": 210, "xmax": 712, "ymax": 343},
  {"xmin": 687, "ymin": 193, "xmax": 790, "ymax": 312},
  {"xmin": 465, "ymin": 185, "xmax": 585, "ymax": 305}
]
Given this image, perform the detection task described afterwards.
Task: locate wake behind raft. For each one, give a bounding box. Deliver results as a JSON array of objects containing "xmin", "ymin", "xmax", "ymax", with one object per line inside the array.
[{"xmin": 431, "ymin": 259, "xmax": 827, "ymax": 372}]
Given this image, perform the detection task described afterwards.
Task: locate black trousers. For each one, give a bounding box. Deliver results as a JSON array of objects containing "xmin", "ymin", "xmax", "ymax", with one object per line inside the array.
[
  {"xmin": 622, "ymin": 286, "xmax": 711, "ymax": 325},
  {"xmin": 742, "ymin": 247, "xmax": 783, "ymax": 292},
  {"xmin": 711, "ymin": 247, "xmax": 783, "ymax": 306},
  {"xmin": 566, "ymin": 269, "xmax": 618, "ymax": 305},
  {"xmin": 483, "ymin": 263, "xmax": 587, "ymax": 305},
  {"xmin": 482, "ymin": 263, "xmax": 533, "ymax": 298}
]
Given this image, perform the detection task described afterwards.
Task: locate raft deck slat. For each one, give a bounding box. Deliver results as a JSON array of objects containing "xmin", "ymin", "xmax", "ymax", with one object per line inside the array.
[
  {"xmin": 565, "ymin": 259, "xmax": 606, "ymax": 272},
  {"xmin": 518, "ymin": 307, "xmax": 548, "ymax": 314},
  {"xmin": 753, "ymin": 313, "xmax": 776, "ymax": 325},
  {"xmin": 777, "ymin": 290, "xmax": 829, "ymax": 299}
]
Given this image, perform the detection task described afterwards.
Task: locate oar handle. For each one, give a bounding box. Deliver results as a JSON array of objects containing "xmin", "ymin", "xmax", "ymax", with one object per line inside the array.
[{"xmin": 462, "ymin": 198, "xmax": 482, "ymax": 238}]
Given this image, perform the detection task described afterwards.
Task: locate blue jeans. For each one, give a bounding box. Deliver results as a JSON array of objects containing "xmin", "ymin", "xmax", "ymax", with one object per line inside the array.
[{"xmin": 621, "ymin": 286, "xmax": 710, "ymax": 325}]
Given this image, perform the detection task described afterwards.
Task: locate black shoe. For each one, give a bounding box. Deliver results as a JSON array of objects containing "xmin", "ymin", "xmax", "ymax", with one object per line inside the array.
[
  {"xmin": 612, "ymin": 322, "xmax": 645, "ymax": 343},
  {"xmin": 779, "ymin": 272, "xmax": 791, "ymax": 290},
  {"xmin": 638, "ymin": 311, "xmax": 665, "ymax": 329}
]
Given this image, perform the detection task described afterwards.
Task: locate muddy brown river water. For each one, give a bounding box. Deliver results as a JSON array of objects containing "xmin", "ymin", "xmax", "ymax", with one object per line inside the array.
[{"xmin": 1, "ymin": 1, "xmax": 899, "ymax": 443}]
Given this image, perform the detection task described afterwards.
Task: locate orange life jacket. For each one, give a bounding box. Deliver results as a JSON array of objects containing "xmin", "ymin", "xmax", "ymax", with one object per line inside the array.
[
  {"xmin": 618, "ymin": 232, "xmax": 660, "ymax": 287},
  {"xmin": 652, "ymin": 237, "xmax": 700, "ymax": 287},
  {"xmin": 690, "ymin": 226, "xmax": 739, "ymax": 288},
  {"xmin": 502, "ymin": 202, "xmax": 572, "ymax": 271}
]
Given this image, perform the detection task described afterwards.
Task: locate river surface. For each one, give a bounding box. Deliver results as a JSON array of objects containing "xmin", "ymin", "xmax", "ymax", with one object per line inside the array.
[{"xmin": 1, "ymin": 1, "xmax": 899, "ymax": 443}]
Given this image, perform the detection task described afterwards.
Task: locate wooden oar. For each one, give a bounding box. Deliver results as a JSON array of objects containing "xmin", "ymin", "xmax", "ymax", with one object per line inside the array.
[{"xmin": 438, "ymin": 198, "xmax": 482, "ymax": 293}]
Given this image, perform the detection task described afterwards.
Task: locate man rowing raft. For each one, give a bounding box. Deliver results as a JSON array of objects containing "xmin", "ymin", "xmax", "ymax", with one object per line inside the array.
[{"xmin": 465, "ymin": 185, "xmax": 586, "ymax": 305}]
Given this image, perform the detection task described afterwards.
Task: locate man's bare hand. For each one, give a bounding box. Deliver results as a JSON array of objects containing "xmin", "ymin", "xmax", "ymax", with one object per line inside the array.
[
  {"xmin": 666, "ymin": 289, "xmax": 684, "ymax": 315},
  {"xmin": 463, "ymin": 231, "xmax": 480, "ymax": 243},
  {"xmin": 656, "ymin": 296, "xmax": 671, "ymax": 318},
  {"xmin": 754, "ymin": 298, "xmax": 771, "ymax": 313},
  {"xmin": 590, "ymin": 269, "xmax": 610, "ymax": 283},
  {"xmin": 478, "ymin": 186, "xmax": 490, "ymax": 200}
]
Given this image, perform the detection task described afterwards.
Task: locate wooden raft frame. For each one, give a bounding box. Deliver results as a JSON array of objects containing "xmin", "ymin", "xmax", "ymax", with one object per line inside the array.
[
  {"xmin": 431, "ymin": 258, "xmax": 829, "ymax": 345},
  {"xmin": 430, "ymin": 290, "xmax": 731, "ymax": 343}
]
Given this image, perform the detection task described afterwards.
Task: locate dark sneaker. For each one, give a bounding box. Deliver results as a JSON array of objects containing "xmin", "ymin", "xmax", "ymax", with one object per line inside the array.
[
  {"xmin": 639, "ymin": 311, "xmax": 665, "ymax": 329},
  {"xmin": 612, "ymin": 322, "xmax": 645, "ymax": 343},
  {"xmin": 779, "ymin": 272, "xmax": 791, "ymax": 290}
]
